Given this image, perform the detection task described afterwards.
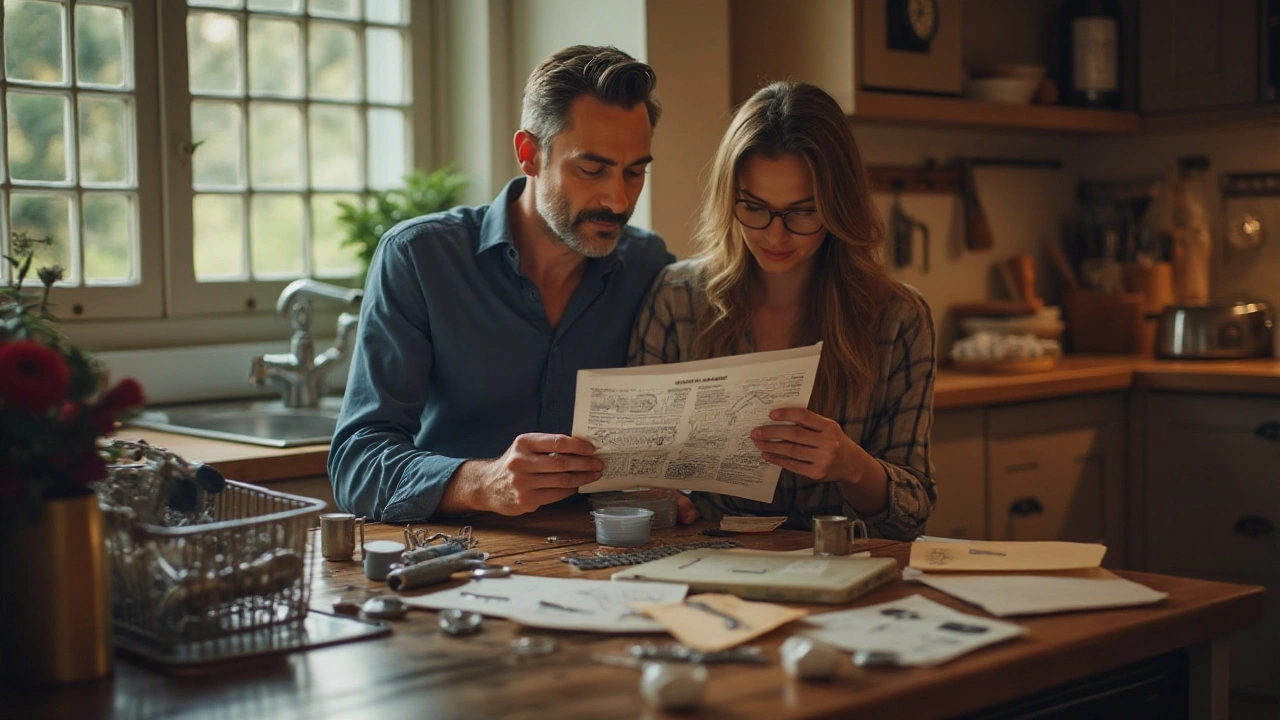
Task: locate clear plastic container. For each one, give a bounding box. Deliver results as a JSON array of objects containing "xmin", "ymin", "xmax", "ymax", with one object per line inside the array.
[{"xmin": 591, "ymin": 507, "xmax": 654, "ymax": 548}]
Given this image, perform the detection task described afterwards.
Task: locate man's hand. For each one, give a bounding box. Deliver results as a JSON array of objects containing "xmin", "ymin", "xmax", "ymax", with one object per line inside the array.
[
  {"xmin": 441, "ymin": 433, "xmax": 604, "ymax": 515},
  {"xmin": 676, "ymin": 494, "xmax": 699, "ymax": 524}
]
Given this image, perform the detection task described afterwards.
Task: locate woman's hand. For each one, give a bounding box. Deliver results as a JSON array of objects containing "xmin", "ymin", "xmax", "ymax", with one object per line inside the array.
[{"xmin": 751, "ymin": 408, "xmax": 860, "ymax": 483}]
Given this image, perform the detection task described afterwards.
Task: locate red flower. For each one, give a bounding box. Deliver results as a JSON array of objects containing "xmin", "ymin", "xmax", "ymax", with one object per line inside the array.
[
  {"xmin": 96, "ymin": 378, "xmax": 146, "ymax": 416},
  {"xmin": 70, "ymin": 450, "xmax": 108, "ymax": 486},
  {"xmin": 0, "ymin": 340, "xmax": 71, "ymax": 413},
  {"xmin": 0, "ymin": 465, "xmax": 22, "ymax": 502}
]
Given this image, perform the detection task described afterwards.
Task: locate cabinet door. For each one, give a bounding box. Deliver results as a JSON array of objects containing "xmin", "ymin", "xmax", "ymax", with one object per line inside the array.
[
  {"xmin": 1140, "ymin": 0, "xmax": 1259, "ymax": 111},
  {"xmin": 1144, "ymin": 393, "xmax": 1280, "ymax": 579},
  {"xmin": 987, "ymin": 395, "xmax": 1125, "ymax": 555},
  {"xmin": 926, "ymin": 408, "xmax": 987, "ymax": 539}
]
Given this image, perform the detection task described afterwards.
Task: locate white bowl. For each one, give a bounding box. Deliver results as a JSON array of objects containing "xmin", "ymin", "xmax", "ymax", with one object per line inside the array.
[{"xmin": 964, "ymin": 77, "xmax": 1038, "ymax": 105}]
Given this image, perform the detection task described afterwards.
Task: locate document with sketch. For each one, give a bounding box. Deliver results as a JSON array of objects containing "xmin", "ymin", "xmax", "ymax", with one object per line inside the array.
[{"xmin": 573, "ymin": 343, "xmax": 822, "ymax": 502}]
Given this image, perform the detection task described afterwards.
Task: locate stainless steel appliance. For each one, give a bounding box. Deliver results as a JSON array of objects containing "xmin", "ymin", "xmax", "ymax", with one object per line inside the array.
[{"xmin": 1153, "ymin": 301, "xmax": 1274, "ymax": 359}]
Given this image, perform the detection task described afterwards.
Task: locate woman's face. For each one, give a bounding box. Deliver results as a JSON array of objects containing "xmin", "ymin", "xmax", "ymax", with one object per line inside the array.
[{"xmin": 735, "ymin": 152, "xmax": 826, "ymax": 280}]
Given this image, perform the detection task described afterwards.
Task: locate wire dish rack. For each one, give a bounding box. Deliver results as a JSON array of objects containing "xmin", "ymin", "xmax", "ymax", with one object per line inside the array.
[{"xmin": 101, "ymin": 480, "xmax": 326, "ymax": 644}]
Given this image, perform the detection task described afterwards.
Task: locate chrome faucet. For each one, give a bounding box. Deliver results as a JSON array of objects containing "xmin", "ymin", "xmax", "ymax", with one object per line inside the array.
[{"xmin": 251, "ymin": 279, "xmax": 363, "ymax": 409}]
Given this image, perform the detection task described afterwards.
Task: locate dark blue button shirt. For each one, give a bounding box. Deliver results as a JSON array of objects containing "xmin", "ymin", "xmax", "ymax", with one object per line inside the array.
[{"xmin": 328, "ymin": 178, "xmax": 672, "ymax": 521}]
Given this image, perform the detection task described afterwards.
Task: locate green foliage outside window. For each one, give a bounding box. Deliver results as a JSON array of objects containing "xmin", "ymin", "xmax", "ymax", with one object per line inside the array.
[{"xmin": 336, "ymin": 167, "xmax": 468, "ymax": 285}]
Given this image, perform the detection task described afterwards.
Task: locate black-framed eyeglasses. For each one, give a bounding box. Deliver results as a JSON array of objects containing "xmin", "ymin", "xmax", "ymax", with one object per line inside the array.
[{"xmin": 733, "ymin": 199, "xmax": 824, "ymax": 235}]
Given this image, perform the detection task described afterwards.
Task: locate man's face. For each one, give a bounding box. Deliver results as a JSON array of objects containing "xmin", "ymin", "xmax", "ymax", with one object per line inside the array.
[{"xmin": 533, "ymin": 96, "xmax": 653, "ymax": 257}]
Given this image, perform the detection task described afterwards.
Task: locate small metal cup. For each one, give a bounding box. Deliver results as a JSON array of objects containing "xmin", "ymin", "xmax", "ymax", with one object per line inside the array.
[
  {"xmin": 812, "ymin": 515, "xmax": 868, "ymax": 556},
  {"xmin": 319, "ymin": 512, "xmax": 365, "ymax": 561}
]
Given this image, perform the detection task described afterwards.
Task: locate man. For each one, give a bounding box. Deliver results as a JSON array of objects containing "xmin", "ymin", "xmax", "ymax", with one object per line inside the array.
[{"xmin": 329, "ymin": 45, "xmax": 673, "ymax": 522}]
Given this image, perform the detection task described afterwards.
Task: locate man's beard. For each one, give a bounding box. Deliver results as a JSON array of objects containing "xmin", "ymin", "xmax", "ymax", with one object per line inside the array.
[{"xmin": 536, "ymin": 189, "xmax": 629, "ymax": 258}]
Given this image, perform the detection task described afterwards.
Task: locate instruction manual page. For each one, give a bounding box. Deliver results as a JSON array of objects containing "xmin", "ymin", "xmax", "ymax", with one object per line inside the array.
[{"xmin": 573, "ymin": 343, "xmax": 822, "ymax": 502}]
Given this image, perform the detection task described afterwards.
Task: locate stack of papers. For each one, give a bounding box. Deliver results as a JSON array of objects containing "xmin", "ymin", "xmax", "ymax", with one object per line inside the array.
[{"xmin": 906, "ymin": 539, "xmax": 1167, "ymax": 617}]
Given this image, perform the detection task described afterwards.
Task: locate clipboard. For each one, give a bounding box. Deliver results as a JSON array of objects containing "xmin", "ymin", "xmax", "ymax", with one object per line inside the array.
[{"xmin": 613, "ymin": 549, "xmax": 899, "ymax": 604}]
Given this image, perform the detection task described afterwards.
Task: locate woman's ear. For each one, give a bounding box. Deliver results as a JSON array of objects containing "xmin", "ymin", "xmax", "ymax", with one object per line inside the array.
[{"xmin": 514, "ymin": 131, "xmax": 540, "ymax": 175}]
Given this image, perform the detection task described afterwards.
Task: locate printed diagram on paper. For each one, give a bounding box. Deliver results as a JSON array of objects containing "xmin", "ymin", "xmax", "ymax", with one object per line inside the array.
[{"xmin": 574, "ymin": 343, "xmax": 822, "ymax": 503}]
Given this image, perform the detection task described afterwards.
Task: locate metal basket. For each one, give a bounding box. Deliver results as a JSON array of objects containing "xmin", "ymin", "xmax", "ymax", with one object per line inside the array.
[{"xmin": 101, "ymin": 480, "xmax": 326, "ymax": 644}]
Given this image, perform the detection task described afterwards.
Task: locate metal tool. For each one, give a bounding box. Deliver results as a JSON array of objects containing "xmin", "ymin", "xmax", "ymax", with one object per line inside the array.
[
  {"xmin": 384, "ymin": 549, "xmax": 488, "ymax": 592},
  {"xmin": 625, "ymin": 642, "xmax": 767, "ymax": 665},
  {"xmin": 683, "ymin": 600, "xmax": 747, "ymax": 630}
]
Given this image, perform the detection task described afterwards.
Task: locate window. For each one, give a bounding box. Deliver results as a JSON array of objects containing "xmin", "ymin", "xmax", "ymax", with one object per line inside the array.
[{"xmin": 1, "ymin": 0, "xmax": 413, "ymax": 322}]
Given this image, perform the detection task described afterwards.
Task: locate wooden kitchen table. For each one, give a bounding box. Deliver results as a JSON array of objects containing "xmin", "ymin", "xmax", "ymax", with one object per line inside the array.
[{"xmin": 1, "ymin": 508, "xmax": 1265, "ymax": 720}]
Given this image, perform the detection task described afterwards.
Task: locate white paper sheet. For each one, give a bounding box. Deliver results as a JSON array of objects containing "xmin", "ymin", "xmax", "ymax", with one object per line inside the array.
[
  {"xmin": 902, "ymin": 567, "xmax": 1169, "ymax": 617},
  {"xmin": 574, "ymin": 343, "xmax": 822, "ymax": 502},
  {"xmin": 400, "ymin": 574, "xmax": 689, "ymax": 633},
  {"xmin": 801, "ymin": 594, "xmax": 1026, "ymax": 666}
]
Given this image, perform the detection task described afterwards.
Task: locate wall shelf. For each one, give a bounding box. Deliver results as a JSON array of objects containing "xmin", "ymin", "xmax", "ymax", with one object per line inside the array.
[{"xmin": 851, "ymin": 90, "xmax": 1143, "ymax": 134}]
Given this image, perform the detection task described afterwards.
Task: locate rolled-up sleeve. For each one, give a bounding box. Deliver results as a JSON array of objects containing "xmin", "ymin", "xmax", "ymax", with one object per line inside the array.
[
  {"xmin": 327, "ymin": 233, "xmax": 465, "ymax": 522},
  {"xmin": 852, "ymin": 295, "xmax": 938, "ymax": 540}
]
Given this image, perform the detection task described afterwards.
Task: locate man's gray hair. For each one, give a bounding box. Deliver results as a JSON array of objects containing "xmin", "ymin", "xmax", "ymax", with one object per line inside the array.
[{"xmin": 520, "ymin": 45, "xmax": 660, "ymax": 153}]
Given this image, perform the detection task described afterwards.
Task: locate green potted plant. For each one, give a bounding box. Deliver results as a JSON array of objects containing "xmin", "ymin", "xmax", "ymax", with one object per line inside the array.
[{"xmin": 337, "ymin": 167, "xmax": 468, "ymax": 285}]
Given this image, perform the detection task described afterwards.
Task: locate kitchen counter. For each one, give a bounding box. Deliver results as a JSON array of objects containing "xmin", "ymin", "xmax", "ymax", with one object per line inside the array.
[{"xmin": 117, "ymin": 356, "xmax": 1280, "ymax": 484}]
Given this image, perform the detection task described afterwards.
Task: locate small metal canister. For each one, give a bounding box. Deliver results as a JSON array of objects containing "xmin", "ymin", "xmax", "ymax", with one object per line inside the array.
[{"xmin": 319, "ymin": 512, "xmax": 365, "ymax": 561}]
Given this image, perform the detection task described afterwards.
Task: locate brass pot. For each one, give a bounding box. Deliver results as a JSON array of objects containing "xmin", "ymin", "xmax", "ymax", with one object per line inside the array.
[{"xmin": 0, "ymin": 492, "xmax": 113, "ymax": 685}]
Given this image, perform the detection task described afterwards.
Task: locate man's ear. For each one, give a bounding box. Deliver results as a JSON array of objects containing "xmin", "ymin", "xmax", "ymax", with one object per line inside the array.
[{"xmin": 514, "ymin": 131, "xmax": 540, "ymax": 176}]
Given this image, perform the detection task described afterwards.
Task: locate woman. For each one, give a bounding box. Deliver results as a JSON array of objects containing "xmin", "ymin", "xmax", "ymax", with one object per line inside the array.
[{"xmin": 629, "ymin": 81, "xmax": 936, "ymax": 540}]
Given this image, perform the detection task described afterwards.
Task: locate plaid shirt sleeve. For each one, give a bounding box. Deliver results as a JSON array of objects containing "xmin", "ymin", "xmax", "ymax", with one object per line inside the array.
[
  {"xmin": 628, "ymin": 264, "xmax": 699, "ymax": 367},
  {"xmin": 851, "ymin": 288, "xmax": 938, "ymax": 540}
]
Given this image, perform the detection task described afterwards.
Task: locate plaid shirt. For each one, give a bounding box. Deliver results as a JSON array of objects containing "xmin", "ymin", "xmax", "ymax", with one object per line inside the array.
[{"xmin": 628, "ymin": 260, "xmax": 937, "ymax": 540}]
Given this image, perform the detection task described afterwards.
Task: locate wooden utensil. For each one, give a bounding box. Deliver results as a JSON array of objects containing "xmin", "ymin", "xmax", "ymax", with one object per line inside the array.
[{"xmin": 962, "ymin": 160, "xmax": 993, "ymax": 251}]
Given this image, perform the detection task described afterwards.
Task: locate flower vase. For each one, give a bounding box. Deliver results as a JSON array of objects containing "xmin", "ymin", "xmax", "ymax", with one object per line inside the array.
[{"xmin": 0, "ymin": 492, "xmax": 113, "ymax": 685}]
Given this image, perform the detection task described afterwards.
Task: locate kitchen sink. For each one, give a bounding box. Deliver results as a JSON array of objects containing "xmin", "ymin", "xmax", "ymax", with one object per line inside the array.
[{"xmin": 127, "ymin": 397, "xmax": 345, "ymax": 448}]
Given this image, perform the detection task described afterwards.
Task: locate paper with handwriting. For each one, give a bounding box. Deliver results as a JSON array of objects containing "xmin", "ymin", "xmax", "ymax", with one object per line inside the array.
[
  {"xmin": 801, "ymin": 594, "xmax": 1026, "ymax": 666},
  {"xmin": 400, "ymin": 574, "xmax": 688, "ymax": 633},
  {"xmin": 909, "ymin": 540, "xmax": 1107, "ymax": 572}
]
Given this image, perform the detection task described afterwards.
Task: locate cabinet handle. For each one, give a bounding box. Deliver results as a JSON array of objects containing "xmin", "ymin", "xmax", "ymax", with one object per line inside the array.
[
  {"xmin": 1233, "ymin": 515, "xmax": 1276, "ymax": 538},
  {"xmin": 1254, "ymin": 422, "xmax": 1280, "ymax": 442},
  {"xmin": 1009, "ymin": 497, "xmax": 1044, "ymax": 517}
]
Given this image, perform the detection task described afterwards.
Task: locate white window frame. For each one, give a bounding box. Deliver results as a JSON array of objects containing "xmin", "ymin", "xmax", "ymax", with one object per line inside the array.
[{"xmin": 1, "ymin": 0, "xmax": 164, "ymax": 321}]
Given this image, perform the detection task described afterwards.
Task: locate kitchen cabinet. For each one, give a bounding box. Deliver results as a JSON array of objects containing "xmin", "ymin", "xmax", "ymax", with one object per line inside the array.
[
  {"xmin": 1140, "ymin": 391, "xmax": 1280, "ymax": 700},
  {"xmin": 926, "ymin": 408, "xmax": 988, "ymax": 539},
  {"xmin": 986, "ymin": 394, "xmax": 1127, "ymax": 561},
  {"xmin": 1139, "ymin": 0, "xmax": 1260, "ymax": 113}
]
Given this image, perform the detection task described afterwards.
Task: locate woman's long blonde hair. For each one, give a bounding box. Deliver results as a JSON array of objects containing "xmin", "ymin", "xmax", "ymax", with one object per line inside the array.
[{"xmin": 692, "ymin": 81, "xmax": 909, "ymax": 417}]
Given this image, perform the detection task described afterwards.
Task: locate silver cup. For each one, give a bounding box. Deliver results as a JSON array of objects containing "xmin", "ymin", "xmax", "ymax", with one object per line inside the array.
[{"xmin": 812, "ymin": 515, "xmax": 868, "ymax": 556}]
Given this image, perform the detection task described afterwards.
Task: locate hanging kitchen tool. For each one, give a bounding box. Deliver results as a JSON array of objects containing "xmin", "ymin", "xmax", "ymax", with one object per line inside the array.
[
  {"xmin": 889, "ymin": 181, "xmax": 931, "ymax": 273},
  {"xmin": 962, "ymin": 159, "xmax": 994, "ymax": 251}
]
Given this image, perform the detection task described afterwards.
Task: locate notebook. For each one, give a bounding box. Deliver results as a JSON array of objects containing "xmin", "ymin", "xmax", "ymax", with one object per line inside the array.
[{"xmin": 612, "ymin": 548, "xmax": 899, "ymax": 604}]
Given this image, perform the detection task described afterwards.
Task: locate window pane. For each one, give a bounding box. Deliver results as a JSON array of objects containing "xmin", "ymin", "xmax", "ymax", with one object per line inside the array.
[
  {"xmin": 187, "ymin": 12, "xmax": 242, "ymax": 96},
  {"xmin": 248, "ymin": 18, "xmax": 301, "ymax": 97},
  {"xmin": 366, "ymin": 107, "xmax": 403, "ymax": 190},
  {"xmin": 364, "ymin": 0, "xmax": 404, "ymax": 25},
  {"xmin": 75, "ymin": 4, "xmax": 127, "ymax": 89},
  {"xmin": 308, "ymin": 104, "xmax": 359, "ymax": 189},
  {"xmin": 249, "ymin": 102, "xmax": 303, "ymax": 188},
  {"xmin": 4, "ymin": 0, "xmax": 66, "ymax": 84},
  {"xmin": 189, "ymin": 0, "xmax": 243, "ymax": 8},
  {"xmin": 248, "ymin": 0, "xmax": 301, "ymax": 11},
  {"xmin": 365, "ymin": 28, "xmax": 404, "ymax": 105},
  {"xmin": 10, "ymin": 192, "xmax": 74, "ymax": 280},
  {"xmin": 193, "ymin": 193, "xmax": 245, "ymax": 279},
  {"xmin": 250, "ymin": 193, "xmax": 303, "ymax": 276},
  {"xmin": 7, "ymin": 91, "xmax": 71, "ymax": 183},
  {"xmin": 79, "ymin": 95, "xmax": 131, "ymax": 185},
  {"xmin": 308, "ymin": 23, "xmax": 358, "ymax": 100},
  {"xmin": 309, "ymin": 0, "xmax": 357, "ymax": 19},
  {"xmin": 82, "ymin": 192, "xmax": 133, "ymax": 283},
  {"xmin": 311, "ymin": 192, "xmax": 358, "ymax": 276},
  {"xmin": 191, "ymin": 100, "xmax": 245, "ymax": 189}
]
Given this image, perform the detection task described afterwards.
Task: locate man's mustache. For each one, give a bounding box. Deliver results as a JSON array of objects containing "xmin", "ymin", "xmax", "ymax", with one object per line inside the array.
[{"xmin": 574, "ymin": 209, "xmax": 629, "ymax": 226}]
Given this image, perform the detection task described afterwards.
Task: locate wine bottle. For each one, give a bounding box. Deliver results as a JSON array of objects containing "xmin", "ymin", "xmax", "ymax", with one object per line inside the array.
[{"xmin": 1062, "ymin": 0, "xmax": 1121, "ymax": 108}]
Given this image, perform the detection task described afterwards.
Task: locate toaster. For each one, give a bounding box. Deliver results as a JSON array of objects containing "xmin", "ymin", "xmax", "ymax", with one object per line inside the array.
[{"xmin": 1153, "ymin": 301, "xmax": 1274, "ymax": 359}]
